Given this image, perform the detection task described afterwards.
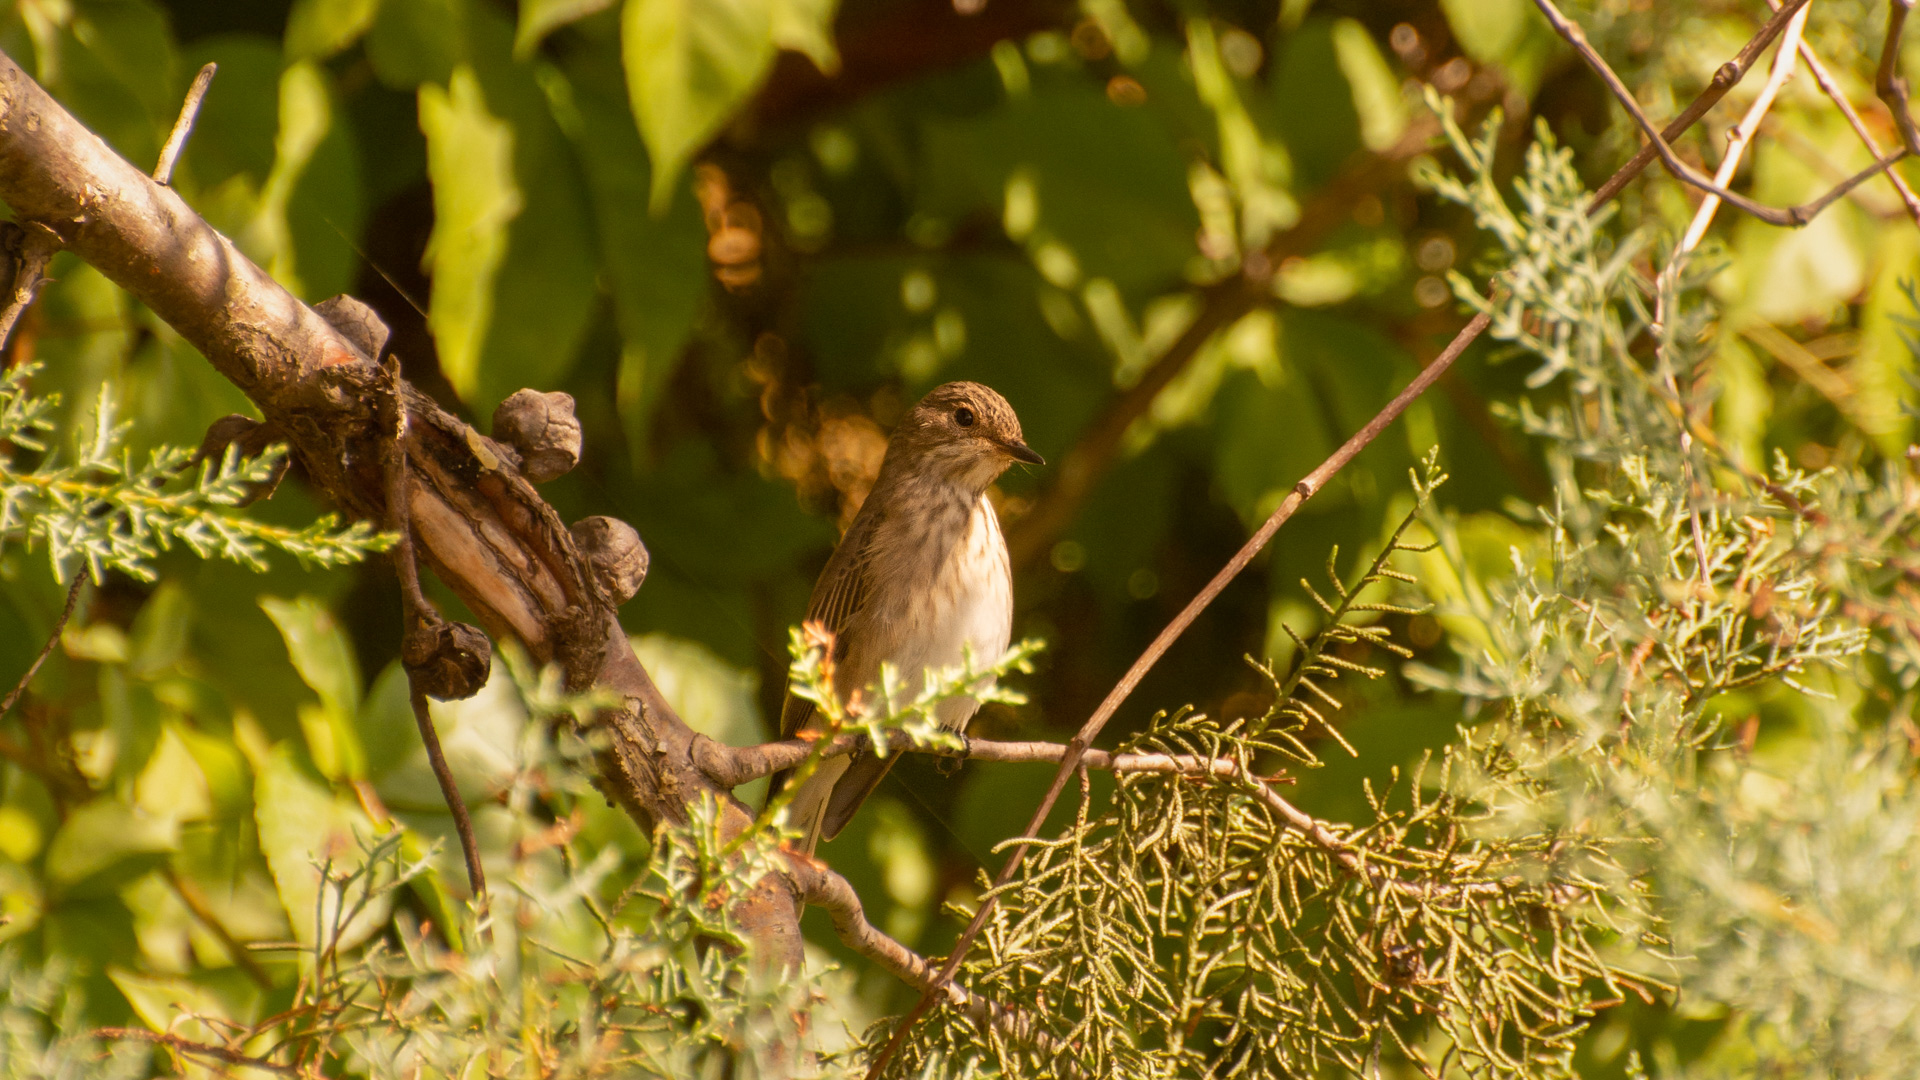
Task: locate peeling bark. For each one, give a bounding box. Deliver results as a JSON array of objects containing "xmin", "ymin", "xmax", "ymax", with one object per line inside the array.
[{"xmin": 0, "ymin": 48, "xmax": 801, "ymax": 967}]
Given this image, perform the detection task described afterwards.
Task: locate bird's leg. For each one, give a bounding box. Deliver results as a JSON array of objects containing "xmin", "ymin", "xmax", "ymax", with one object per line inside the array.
[{"xmin": 934, "ymin": 732, "xmax": 970, "ymax": 776}]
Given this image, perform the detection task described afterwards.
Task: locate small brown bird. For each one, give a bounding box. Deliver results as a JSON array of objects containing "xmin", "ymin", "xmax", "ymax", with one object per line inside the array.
[{"xmin": 770, "ymin": 382, "xmax": 1043, "ymax": 854}]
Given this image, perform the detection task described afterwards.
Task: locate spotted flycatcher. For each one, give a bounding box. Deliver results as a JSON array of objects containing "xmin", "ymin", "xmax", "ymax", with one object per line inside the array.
[{"xmin": 770, "ymin": 381, "xmax": 1043, "ymax": 853}]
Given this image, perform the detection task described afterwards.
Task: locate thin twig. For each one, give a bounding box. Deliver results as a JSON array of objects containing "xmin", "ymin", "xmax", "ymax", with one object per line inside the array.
[
  {"xmin": 162, "ymin": 865, "xmax": 275, "ymax": 989},
  {"xmin": 154, "ymin": 63, "xmax": 216, "ymax": 186},
  {"xmin": 1590, "ymin": 0, "xmax": 1812, "ymax": 209},
  {"xmin": 0, "ymin": 223, "xmax": 59, "ymax": 349},
  {"xmin": 94, "ymin": 1027, "xmax": 298, "ymax": 1076},
  {"xmin": 873, "ymin": 5, "xmax": 1860, "ymax": 1069},
  {"xmin": 1770, "ymin": 0, "xmax": 1920, "ymax": 225},
  {"xmin": 0, "ymin": 574, "xmax": 83, "ymax": 719},
  {"xmin": 864, "ymin": 306, "xmax": 1496, "ymax": 1079},
  {"xmin": 1877, "ymin": 0, "xmax": 1920, "ymax": 156},
  {"xmin": 1660, "ymin": 1, "xmax": 1808, "ymax": 586},
  {"xmin": 1006, "ymin": 112, "xmax": 1449, "ymax": 571},
  {"xmin": 377, "ymin": 359, "xmax": 487, "ymax": 902},
  {"xmin": 1539, "ymin": 0, "xmax": 1907, "ymax": 226}
]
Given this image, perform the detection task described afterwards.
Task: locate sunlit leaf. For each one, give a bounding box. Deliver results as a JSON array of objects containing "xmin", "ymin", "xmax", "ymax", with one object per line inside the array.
[
  {"xmin": 253, "ymin": 745, "xmax": 392, "ymax": 949},
  {"xmin": 419, "ymin": 65, "xmax": 523, "ymax": 399},
  {"xmin": 284, "ymin": 0, "xmax": 383, "ymax": 61},
  {"xmin": 514, "ymin": 0, "xmax": 617, "ymax": 57},
  {"xmin": 622, "ymin": 0, "xmax": 777, "ymax": 211},
  {"xmin": 45, "ymin": 799, "xmax": 179, "ymax": 893}
]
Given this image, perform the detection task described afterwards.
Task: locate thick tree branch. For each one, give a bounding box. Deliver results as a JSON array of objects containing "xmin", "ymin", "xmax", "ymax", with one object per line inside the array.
[{"xmin": 0, "ymin": 48, "xmax": 803, "ymax": 968}]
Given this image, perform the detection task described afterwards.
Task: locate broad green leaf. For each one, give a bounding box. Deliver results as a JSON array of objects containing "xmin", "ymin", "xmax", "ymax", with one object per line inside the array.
[
  {"xmin": 631, "ymin": 634, "xmax": 766, "ymax": 798},
  {"xmin": 1330, "ymin": 18, "xmax": 1405, "ymax": 152},
  {"xmin": 284, "ymin": 0, "xmax": 383, "ymax": 60},
  {"xmin": 515, "ymin": 0, "xmax": 617, "ymax": 57},
  {"xmin": 770, "ymin": 0, "xmax": 839, "ymax": 73},
  {"xmin": 262, "ymin": 594, "xmax": 368, "ymax": 781},
  {"xmin": 237, "ymin": 61, "xmax": 363, "ymax": 300},
  {"xmin": 40, "ymin": 0, "xmax": 178, "ymax": 164},
  {"xmin": 1439, "ymin": 0, "xmax": 1529, "ymax": 65},
  {"xmin": 253, "ymin": 745, "xmax": 392, "ymax": 949},
  {"xmin": 0, "ymin": 805, "xmax": 44, "ymax": 863},
  {"xmin": 45, "ymin": 799, "xmax": 179, "ymax": 893},
  {"xmin": 110, "ymin": 965, "xmax": 265, "ymax": 1064},
  {"xmin": 260, "ymin": 595, "xmax": 361, "ymax": 720},
  {"xmin": 0, "ymin": 861, "xmax": 42, "ymax": 945},
  {"xmin": 129, "ymin": 580, "xmax": 190, "ymax": 678},
  {"xmin": 357, "ymin": 661, "xmax": 419, "ymax": 782},
  {"xmin": 179, "ymin": 37, "xmax": 282, "ymax": 190},
  {"xmin": 400, "ymin": 828, "xmax": 467, "ymax": 950},
  {"xmin": 367, "ymin": 0, "xmax": 463, "ymax": 88},
  {"xmin": 420, "ymin": 65, "xmax": 523, "ymax": 399},
  {"xmin": 558, "ymin": 41, "xmax": 708, "ymax": 453},
  {"xmin": 623, "ymin": 0, "xmax": 777, "ymax": 211},
  {"xmin": 134, "ymin": 725, "xmax": 215, "ymax": 823}
]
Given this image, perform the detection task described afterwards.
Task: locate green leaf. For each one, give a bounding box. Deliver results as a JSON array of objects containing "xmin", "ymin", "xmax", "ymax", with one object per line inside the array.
[
  {"xmin": 261, "ymin": 594, "xmax": 368, "ymax": 781},
  {"xmin": 367, "ymin": 0, "xmax": 463, "ymax": 88},
  {"xmin": 515, "ymin": 0, "xmax": 617, "ymax": 57},
  {"xmin": 769, "ymin": 0, "xmax": 839, "ymax": 73},
  {"xmin": 236, "ymin": 61, "xmax": 354, "ymax": 300},
  {"xmin": 419, "ymin": 65, "xmax": 524, "ymax": 399},
  {"xmin": 559, "ymin": 42, "xmax": 709, "ymax": 453},
  {"xmin": 133, "ymin": 725, "xmax": 214, "ymax": 824},
  {"xmin": 45, "ymin": 799, "xmax": 179, "ymax": 894},
  {"xmin": 1438, "ymin": 0, "xmax": 1530, "ymax": 65},
  {"xmin": 129, "ymin": 580, "xmax": 191, "ymax": 678},
  {"xmin": 631, "ymin": 634, "xmax": 767, "ymax": 800},
  {"xmin": 622, "ymin": 0, "xmax": 777, "ymax": 212},
  {"xmin": 284, "ymin": 0, "xmax": 383, "ymax": 60},
  {"xmin": 260, "ymin": 595, "xmax": 361, "ymax": 720},
  {"xmin": 252, "ymin": 745, "xmax": 392, "ymax": 949},
  {"xmin": 1329, "ymin": 18, "xmax": 1405, "ymax": 153}
]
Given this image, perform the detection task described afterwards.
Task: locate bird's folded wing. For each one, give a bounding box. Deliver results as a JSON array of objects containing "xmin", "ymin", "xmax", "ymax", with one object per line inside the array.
[{"xmin": 780, "ymin": 514, "xmax": 876, "ymax": 738}]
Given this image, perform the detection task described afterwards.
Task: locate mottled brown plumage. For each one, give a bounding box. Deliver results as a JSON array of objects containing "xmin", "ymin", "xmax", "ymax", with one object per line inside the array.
[{"xmin": 769, "ymin": 382, "xmax": 1042, "ymax": 853}]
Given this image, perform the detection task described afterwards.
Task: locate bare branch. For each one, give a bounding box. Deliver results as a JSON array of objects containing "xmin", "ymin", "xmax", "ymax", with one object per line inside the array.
[
  {"xmin": 94, "ymin": 1027, "xmax": 298, "ymax": 1076},
  {"xmin": 1771, "ymin": 0, "xmax": 1920, "ymax": 225},
  {"xmin": 1538, "ymin": 0, "xmax": 1908, "ymax": 227},
  {"xmin": 1878, "ymin": 0, "xmax": 1920, "ymax": 156},
  {"xmin": 786, "ymin": 857, "xmax": 1075, "ymax": 1067},
  {"xmin": 1588, "ymin": 0, "xmax": 1811, "ymax": 208},
  {"xmin": 0, "ymin": 47, "xmax": 803, "ymax": 969},
  {"xmin": 0, "ymin": 574, "xmax": 83, "ymax": 720},
  {"xmin": 0, "ymin": 220, "xmax": 57, "ymax": 348},
  {"xmin": 154, "ymin": 62, "xmax": 216, "ymax": 186}
]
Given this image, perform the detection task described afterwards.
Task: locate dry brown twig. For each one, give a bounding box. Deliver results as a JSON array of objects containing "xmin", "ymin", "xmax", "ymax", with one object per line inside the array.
[
  {"xmin": 870, "ymin": 1, "xmax": 1914, "ymax": 1071},
  {"xmin": 1537, "ymin": 0, "xmax": 1906, "ymax": 225}
]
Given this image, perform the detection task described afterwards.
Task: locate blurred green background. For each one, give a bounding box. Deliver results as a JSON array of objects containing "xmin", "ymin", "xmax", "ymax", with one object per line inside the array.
[{"xmin": 2, "ymin": 0, "xmax": 1915, "ymax": 1071}]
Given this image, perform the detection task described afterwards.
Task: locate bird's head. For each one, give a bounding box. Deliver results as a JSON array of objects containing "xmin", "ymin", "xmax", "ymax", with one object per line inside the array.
[{"xmin": 890, "ymin": 381, "xmax": 1044, "ymax": 491}]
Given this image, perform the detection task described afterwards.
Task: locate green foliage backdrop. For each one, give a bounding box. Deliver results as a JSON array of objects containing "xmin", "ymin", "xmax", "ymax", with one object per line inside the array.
[{"xmin": 5, "ymin": 0, "xmax": 1920, "ymax": 1076}]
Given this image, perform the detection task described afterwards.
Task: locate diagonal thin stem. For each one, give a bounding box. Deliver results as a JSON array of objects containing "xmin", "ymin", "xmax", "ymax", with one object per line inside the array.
[
  {"xmin": 870, "ymin": 4, "xmax": 1869, "ymax": 1071},
  {"xmin": 154, "ymin": 62, "xmax": 216, "ymax": 186},
  {"xmin": 377, "ymin": 359, "xmax": 487, "ymax": 902},
  {"xmin": 1772, "ymin": 0, "xmax": 1920, "ymax": 224},
  {"xmin": 1541, "ymin": 0, "xmax": 1907, "ymax": 226},
  {"xmin": 0, "ymin": 574, "xmax": 83, "ymax": 720}
]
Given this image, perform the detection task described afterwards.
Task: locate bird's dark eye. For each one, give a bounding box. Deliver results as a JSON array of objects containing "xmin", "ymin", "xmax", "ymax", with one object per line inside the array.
[{"xmin": 954, "ymin": 406, "xmax": 976, "ymax": 428}]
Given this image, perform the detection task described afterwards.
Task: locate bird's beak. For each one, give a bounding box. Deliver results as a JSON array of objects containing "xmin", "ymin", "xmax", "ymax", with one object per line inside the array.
[{"xmin": 1001, "ymin": 439, "xmax": 1045, "ymax": 466}]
